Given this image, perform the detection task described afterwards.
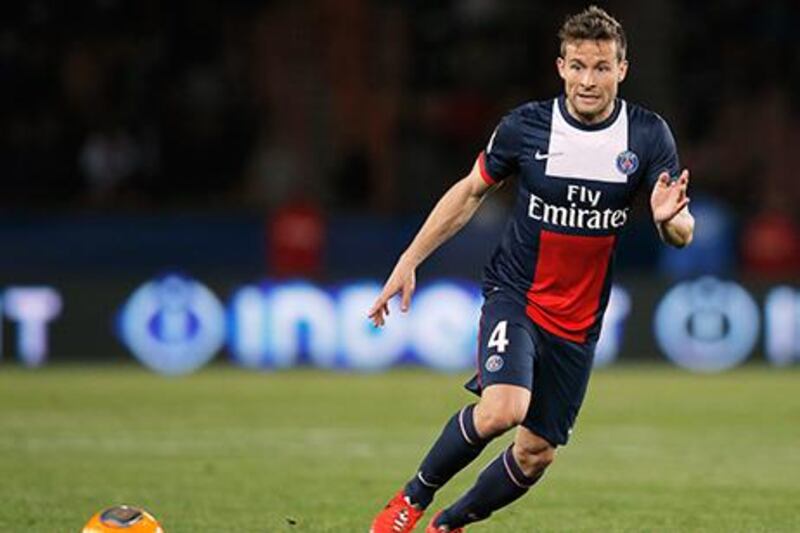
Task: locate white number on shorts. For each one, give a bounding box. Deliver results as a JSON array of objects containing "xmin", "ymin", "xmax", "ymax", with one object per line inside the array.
[{"xmin": 488, "ymin": 320, "xmax": 509, "ymax": 353}]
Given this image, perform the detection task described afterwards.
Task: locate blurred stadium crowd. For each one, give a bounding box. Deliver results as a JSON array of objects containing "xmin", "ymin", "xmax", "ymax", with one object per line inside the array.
[{"xmin": 2, "ymin": 0, "xmax": 799, "ymax": 276}]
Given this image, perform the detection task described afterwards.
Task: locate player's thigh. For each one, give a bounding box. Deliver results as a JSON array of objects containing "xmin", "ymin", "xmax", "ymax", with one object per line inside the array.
[
  {"xmin": 473, "ymin": 293, "xmax": 536, "ymax": 393},
  {"xmin": 522, "ymin": 331, "xmax": 595, "ymax": 447}
]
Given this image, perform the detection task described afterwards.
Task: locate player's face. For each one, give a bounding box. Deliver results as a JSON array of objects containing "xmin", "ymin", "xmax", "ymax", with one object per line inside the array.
[{"xmin": 557, "ymin": 39, "xmax": 628, "ymax": 124}]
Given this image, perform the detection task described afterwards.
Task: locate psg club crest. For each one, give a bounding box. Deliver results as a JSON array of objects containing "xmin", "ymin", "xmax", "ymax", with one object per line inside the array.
[
  {"xmin": 485, "ymin": 355, "xmax": 504, "ymax": 373},
  {"xmin": 615, "ymin": 150, "xmax": 639, "ymax": 175}
]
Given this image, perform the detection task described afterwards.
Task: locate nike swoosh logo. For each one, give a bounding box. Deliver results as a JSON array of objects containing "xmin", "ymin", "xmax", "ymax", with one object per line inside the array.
[{"xmin": 534, "ymin": 150, "xmax": 563, "ymax": 160}]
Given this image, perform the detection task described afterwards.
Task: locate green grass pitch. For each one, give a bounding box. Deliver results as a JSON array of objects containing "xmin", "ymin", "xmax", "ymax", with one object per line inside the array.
[{"xmin": 0, "ymin": 364, "xmax": 798, "ymax": 532}]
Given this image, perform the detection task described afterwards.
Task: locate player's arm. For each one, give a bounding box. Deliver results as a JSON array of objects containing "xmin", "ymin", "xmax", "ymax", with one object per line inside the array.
[
  {"xmin": 650, "ymin": 169, "xmax": 695, "ymax": 248},
  {"xmin": 368, "ymin": 158, "xmax": 500, "ymax": 327}
]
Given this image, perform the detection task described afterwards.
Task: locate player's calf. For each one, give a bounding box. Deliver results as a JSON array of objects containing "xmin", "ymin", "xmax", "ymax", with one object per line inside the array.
[
  {"xmin": 370, "ymin": 403, "xmax": 486, "ymax": 531},
  {"xmin": 402, "ymin": 404, "xmax": 489, "ymax": 510},
  {"xmin": 430, "ymin": 445, "xmax": 541, "ymax": 531},
  {"xmin": 431, "ymin": 428, "xmax": 555, "ymax": 531},
  {"xmin": 403, "ymin": 385, "xmax": 530, "ymax": 510}
]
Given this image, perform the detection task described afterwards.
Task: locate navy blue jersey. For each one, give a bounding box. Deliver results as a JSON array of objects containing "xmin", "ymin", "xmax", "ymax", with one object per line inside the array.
[{"xmin": 478, "ymin": 95, "xmax": 679, "ymax": 343}]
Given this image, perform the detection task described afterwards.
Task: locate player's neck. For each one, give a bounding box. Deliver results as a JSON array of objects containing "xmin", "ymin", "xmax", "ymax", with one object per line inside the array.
[{"xmin": 564, "ymin": 98, "xmax": 616, "ymax": 126}]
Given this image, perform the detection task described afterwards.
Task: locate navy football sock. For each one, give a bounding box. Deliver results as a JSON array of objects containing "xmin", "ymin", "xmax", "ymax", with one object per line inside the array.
[
  {"xmin": 437, "ymin": 446, "xmax": 542, "ymax": 528},
  {"xmin": 404, "ymin": 404, "xmax": 489, "ymax": 509}
]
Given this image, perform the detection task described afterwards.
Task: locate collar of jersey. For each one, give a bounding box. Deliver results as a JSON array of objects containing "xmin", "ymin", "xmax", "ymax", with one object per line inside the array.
[{"xmin": 557, "ymin": 95, "xmax": 622, "ymax": 132}]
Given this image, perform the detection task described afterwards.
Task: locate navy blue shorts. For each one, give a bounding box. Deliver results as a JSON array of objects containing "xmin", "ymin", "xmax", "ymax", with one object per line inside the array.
[{"xmin": 465, "ymin": 289, "xmax": 596, "ymax": 447}]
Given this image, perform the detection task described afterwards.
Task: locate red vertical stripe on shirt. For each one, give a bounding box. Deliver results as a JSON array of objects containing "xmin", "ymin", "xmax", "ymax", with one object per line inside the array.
[{"xmin": 526, "ymin": 230, "xmax": 615, "ymax": 342}]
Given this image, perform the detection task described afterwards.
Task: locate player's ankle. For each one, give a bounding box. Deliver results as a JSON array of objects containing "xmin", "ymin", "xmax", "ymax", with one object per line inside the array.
[
  {"xmin": 433, "ymin": 511, "xmax": 453, "ymax": 531},
  {"xmin": 404, "ymin": 493, "xmax": 424, "ymax": 511},
  {"xmin": 405, "ymin": 475, "xmax": 438, "ymax": 510}
]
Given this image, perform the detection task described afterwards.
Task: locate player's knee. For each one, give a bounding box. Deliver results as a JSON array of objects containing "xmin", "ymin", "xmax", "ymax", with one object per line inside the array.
[
  {"xmin": 513, "ymin": 440, "xmax": 556, "ymax": 478},
  {"xmin": 474, "ymin": 385, "xmax": 530, "ymax": 437},
  {"xmin": 474, "ymin": 405, "xmax": 525, "ymax": 437}
]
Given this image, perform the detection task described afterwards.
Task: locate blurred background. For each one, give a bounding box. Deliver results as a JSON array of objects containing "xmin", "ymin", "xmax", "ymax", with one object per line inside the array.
[{"xmin": 1, "ymin": 0, "xmax": 799, "ymax": 373}]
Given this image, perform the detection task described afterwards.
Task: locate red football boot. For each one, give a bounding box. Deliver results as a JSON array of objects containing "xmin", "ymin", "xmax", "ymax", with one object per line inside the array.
[
  {"xmin": 425, "ymin": 511, "xmax": 465, "ymax": 533},
  {"xmin": 370, "ymin": 490, "xmax": 424, "ymax": 533}
]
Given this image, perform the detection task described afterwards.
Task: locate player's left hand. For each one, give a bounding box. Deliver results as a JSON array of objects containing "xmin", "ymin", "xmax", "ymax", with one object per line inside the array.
[
  {"xmin": 651, "ymin": 169, "xmax": 690, "ymax": 224},
  {"xmin": 368, "ymin": 256, "xmax": 417, "ymax": 328}
]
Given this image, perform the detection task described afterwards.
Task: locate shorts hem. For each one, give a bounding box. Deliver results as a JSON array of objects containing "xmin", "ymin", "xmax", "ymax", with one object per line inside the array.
[{"xmin": 465, "ymin": 374, "xmax": 531, "ymax": 397}]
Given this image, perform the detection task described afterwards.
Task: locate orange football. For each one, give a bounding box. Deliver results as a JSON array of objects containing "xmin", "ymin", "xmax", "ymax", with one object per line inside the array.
[{"xmin": 82, "ymin": 505, "xmax": 163, "ymax": 533}]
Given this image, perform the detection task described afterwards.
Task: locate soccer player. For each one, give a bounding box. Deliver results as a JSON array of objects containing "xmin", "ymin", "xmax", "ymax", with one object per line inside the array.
[{"xmin": 368, "ymin": 6, "xmax": 694, "ymax": 533}]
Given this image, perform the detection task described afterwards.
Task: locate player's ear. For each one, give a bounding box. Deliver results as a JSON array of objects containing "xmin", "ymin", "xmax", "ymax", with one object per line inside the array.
[
  {"xmin": 556, "ymin": 57, "xmax": 566, "ymax": 80},
  {"xmin": 617, "ymin": 59, "xmax": 629, "ymax": 82}
]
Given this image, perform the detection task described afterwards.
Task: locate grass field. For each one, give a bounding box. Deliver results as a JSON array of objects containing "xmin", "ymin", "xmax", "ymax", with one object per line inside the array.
[{"xmin": 0, "ymin": 364, "xmax": 798, "ymax": 532}]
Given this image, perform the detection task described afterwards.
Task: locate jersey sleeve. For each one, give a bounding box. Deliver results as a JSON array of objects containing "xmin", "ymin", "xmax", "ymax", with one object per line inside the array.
[
  {"xmin": 477, "ymin": 111, "xmax": 522, "ymax": 185},
  {"xmin": 644, "ymin": 115, "xmax": 680, "ymax": 187}
]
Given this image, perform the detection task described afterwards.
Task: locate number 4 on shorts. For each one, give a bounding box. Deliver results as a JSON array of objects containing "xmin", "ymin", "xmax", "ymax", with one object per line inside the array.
[{"xmin": 488, "ymin": 320, "xmax": 509, "ymax": 353}]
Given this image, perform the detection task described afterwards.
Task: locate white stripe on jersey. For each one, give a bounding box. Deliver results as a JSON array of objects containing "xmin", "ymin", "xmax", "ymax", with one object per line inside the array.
[
  {"xmin": 545, "ymin": 99, "xmax": 629, "ymax": 184},
  {"xmin": 486, "ymin": 126, "xmax": 499, "ymax": 154}
]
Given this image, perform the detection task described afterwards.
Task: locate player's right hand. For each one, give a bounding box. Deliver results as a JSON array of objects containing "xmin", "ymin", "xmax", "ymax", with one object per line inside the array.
[{"xmin": 368, "ymin": 256, "xmax": 417, "ymax": 327}]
